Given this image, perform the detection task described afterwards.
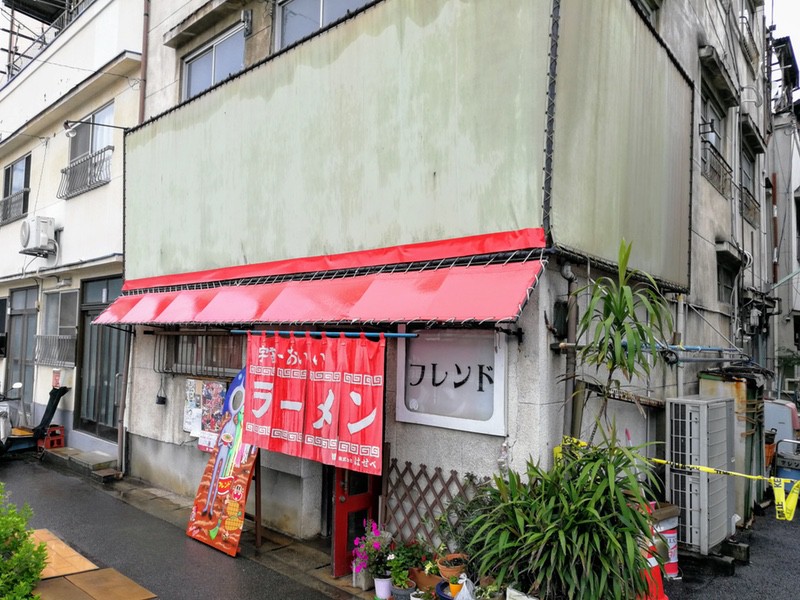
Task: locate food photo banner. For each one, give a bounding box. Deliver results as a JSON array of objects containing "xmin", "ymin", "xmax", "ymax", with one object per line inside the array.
[{"xmin": 242, "ymin": 332, "xmax": 386, "ymax": 475}]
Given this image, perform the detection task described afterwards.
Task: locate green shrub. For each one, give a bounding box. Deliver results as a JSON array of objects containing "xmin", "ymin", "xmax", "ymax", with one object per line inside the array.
[
  {"xmin": 0, "ymin": 483, "xmax": 47, "ymax": 600},
  {"xmin": 463, "ymin": 434, "xmax": 659, "ymax": 600}
]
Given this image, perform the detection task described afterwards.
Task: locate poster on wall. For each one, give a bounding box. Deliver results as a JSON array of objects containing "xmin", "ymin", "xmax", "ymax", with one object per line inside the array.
[
  {"xmin": 186, "ymin": 368, "xmax": 258, "ymax": 557},
  {"xmin": 184, "ymin": 379, "xmax": 228, "ymax": 452},
  {"xmin": 242, "ymin": 332, "xmax": 386, "ymax": 475}
]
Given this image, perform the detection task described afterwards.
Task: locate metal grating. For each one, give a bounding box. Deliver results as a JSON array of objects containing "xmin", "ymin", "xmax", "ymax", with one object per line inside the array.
[
  {"xmin": 153, "ymin": 332, "xmax": 244, "ymax": 378},
  {"xmin": 34, "ymin": 334, "xmax": 76, "ymax": 367},
  {"xmin": 700, "ymin": 139, "xmax": 733, "ymax": 199},
  {"xmin": 740, "ymin": 186, "xmax": 760, "ymax": 228},
  {"xmin": 383, "ymin": 459, "xmax": 486, "ymax": 547},
  {"xmin": 0, "ymin": 189, "xmax": 28, "ymax": 225},
  {"xmin": 56, "ymin": 146, "xmax": 114, "ymax": 199}
]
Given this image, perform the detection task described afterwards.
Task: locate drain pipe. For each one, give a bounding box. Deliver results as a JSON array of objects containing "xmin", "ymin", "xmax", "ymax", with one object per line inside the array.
[
  {"xmin": 562, "ymin": 262, "xmax": 578, "ymax": 436},
  {"xmin": 676, "ymin": 294, "xmax": 685, "ymax": 396},
  {"xmin": 138, "ymin": 0, "xmax": 150, "ymax": 124},
  {"xmin": 116, "ymin": 327, "xmax": 133, "ymax": 476}
]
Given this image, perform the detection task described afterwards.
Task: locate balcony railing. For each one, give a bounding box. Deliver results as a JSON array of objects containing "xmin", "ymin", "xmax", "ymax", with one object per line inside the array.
[
  {"xmin": 0, "ymin": 189, "xmax": 28, "ymax": 225},
  {"xmin": 5, "ymin": 0, "xmax": 98, "ymax": 86},
  {"xmin": 701, "ymin": 140, "xmax": 733, "ymax": 198},
  {"xmin": 35, "ymin": 334, "xmax": 77, "ymax": 367},
  {"xmin": 739, "ymin": 15, "xmax": 759, "ymax": 70},
  {"xmin": 56, "ymin": 145, "xmax": 114, "ymax": 199},
  {"xmin": 740, "ymin": 186, "xmax": 760, "ymax": 228}
]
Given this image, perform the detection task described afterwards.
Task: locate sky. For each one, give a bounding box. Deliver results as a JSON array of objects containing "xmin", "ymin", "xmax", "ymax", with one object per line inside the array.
[{"xmin": 768, "ymin": 0, "xmax": 800, "ymax": 55}]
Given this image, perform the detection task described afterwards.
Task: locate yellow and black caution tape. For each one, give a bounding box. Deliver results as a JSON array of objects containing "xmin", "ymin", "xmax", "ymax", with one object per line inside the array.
[{"xmin": 554, "ymin": 436, "xmax": 800, "ymax": 521}]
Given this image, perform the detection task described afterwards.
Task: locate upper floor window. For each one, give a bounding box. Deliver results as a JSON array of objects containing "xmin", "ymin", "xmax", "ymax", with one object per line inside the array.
[
  {"xmin": 276, "ymin": 0, "xmax": 371, "ymax": 50},
  {"xmin": 57, "ymin": 103, "xmax": 115, "ymax": 199},
  {"xmin": 183, "ymin": 26, "xmax": 245, "ymax": 100},
  {"xmin": 36, "ymin": 290, "xmax": 79, "ymax": 367},
  {"xmin": 1, "ymin": 154, "xmax": 30, "ymax": 225},
  {"xmin": 700, "ymin": 90, "xmax": 733, "ymax": 198}
]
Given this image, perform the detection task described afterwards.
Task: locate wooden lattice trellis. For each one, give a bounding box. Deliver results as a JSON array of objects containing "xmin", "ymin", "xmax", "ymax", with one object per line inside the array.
[{"xmin": 383, "ymin": 459, "xmax": 486, "ymax": 549}]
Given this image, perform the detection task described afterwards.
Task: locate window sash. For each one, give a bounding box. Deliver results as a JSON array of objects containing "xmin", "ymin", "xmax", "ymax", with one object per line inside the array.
[{"xmin": 184, "ymin": 27, "xmax": 245, "ymax": 100}]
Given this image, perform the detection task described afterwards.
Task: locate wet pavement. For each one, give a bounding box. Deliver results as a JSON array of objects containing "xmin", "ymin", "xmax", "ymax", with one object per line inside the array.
[
  {"xmin": 0, "ymin": 454, "xmax": 361, "ymax": 600},
  {"xmin": 663, "ymin": 503, "xmax": 800, "ymax": 599},
  {"xmin": 2, "ymin": 451, "xmax": 799, "ymax": 599}
]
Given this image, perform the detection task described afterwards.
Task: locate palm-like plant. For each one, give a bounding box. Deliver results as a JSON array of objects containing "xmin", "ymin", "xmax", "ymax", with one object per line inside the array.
[{"xmin": 575, "ymin": 240, "xmax": 672, "ymax": 438}]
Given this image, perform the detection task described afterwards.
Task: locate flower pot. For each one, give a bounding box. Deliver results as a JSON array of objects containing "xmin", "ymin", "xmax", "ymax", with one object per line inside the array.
[
  {"xmin": 409, "ymin": 566, "xmax": 444, "ymax": 592},
  {"xmin": 351, "ymin": 568, "xmax": 373, "ymax": 591},
  {"xmin": 374, "ymin": 575, "xmax": 392, "ymax": 600},
  {"xmin": 448, "ymin": 582, "xmax": 463, "ymax": 597},
  {"xmin": 436, "ymin": 553, "xmax": 468, "ymax": 581},
  {"xmin": 391, "ymin": 579, "xmax": 417, "ymax": 600}
]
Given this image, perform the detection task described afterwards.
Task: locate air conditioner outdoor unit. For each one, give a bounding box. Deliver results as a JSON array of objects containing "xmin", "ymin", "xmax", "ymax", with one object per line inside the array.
[
  {"xmin": 666, "ymin": 394, "xmax": 735, "ymax": 555},
  {"xmin": 19, "ymin": 216, "xmax": 55, "ymax": 256}
]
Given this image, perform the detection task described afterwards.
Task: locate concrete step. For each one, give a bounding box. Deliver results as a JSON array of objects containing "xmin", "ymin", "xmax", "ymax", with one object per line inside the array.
[{"xmin": 42, "ymin": 447, "xmax": 117, "ymax": 477}]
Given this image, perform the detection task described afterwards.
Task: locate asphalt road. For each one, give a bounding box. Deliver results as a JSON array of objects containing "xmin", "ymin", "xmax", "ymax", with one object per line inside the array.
[
  {"xmin": 0, "ymin": 455, "xmax": 332, "ymax": 600},
  {"xmin": 663, "ymin": 500, "xmax": 800, "ymax": 599},
  {"xmin": 3, "ymin": 453, "xmax": 799, "ymax": 599}
]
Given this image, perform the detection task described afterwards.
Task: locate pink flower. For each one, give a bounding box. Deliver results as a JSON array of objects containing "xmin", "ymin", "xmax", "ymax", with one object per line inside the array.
[{"xmin": 373, "ymin": 541, "xmax": 381, "ymax": 550}]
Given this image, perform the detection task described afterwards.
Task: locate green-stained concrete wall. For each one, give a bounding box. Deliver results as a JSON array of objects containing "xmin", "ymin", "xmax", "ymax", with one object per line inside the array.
[
  {"xmin": 551, "ymin": 0, "xmax": 693, "ymax": 288},
  {"xmin": 125, "ymin": 0, "xmax": 551, "ymax": 280}
]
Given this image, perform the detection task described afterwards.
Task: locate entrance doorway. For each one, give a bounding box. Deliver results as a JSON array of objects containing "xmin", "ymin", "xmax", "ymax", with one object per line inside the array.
[
  {"xmin": 6, "ymin": 287, "xmax": 37, "ymax": 425},
  {"xmin": 331, "ymin": 467, "xmax": 380, "ymax": 577},
  {"xmin": 76, "ymin": 277, "xmax": 127, "ymax": 441}
]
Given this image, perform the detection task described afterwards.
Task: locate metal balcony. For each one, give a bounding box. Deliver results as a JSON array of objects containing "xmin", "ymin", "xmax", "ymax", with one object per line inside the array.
[
  {"xmin": 34, "ymin": 334, "xmax": 76, "ymax": 367},
  {"xmin": 56, "ymin": 145, "xmax": 114, "ymax": 199},
  {"xmin": 0, "ymin": 188, "xmax": 28, "ymax": 224},
  {"xmin": 4, "ymin": 0, "xmax": 98, "ymax": 84},
  {"xmin": 740, "ymin": 186, "xmax": 760, "ymax": 228},
  {"xmin": 739, "ymin": 16, "xmax": 759, "ymax": 70},
  {"xmin": 701, "ymin": 140, "xmax": 733, "ymax": 199}
]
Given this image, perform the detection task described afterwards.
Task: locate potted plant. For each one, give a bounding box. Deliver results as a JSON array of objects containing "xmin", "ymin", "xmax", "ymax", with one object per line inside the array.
[
  {"xmin": 388, "ymin": 551, "xmax": 418, "ymax": 600},
  {"xmin": 436, "ymin": 552, "xmax": 468, "ymax": 581},
  {"xmin": 461, "ymin": 432, "xmax": 660, "ymax": 600},
  {"xmin": 410, "ymin": 591, "xmax": 435, "ymax": 600},
  {"xmin": 352, "ymin": 519, "xmax": 392, "ymax": 599},
  {"xmin": 448, "ymin": 575, "xmax": 464, "ymax": 597},
  {"xmin": 574, "ymin": 239, "xmax": 673, "ymax": 441},
  {"xmin": 405, "ymin": 540, "xmax": 444, "ymax": 592}
]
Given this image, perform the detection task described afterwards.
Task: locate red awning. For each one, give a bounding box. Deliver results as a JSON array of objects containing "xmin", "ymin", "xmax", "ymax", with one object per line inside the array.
[{"xmin": 95, "ymin": 229, "xmax": 547, "ymax": 326}]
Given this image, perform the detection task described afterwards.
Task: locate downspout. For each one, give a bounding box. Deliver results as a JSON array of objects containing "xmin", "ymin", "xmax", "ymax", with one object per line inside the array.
[
  {"xmin": 117, "ymin": 327, "xmax": 133, "ymax": 475},
  {"xmin": 138, "ymin": 0, "xmax": 150, "ymax": 124},
  {"xmin": 561, "ymin": 263, "xmax": 577, "ymax": 436},
  {"xmin": 676, "ymin": 294, "xmax": 685, "ymax": 396},
  {"xmin": 772, "ymin": 172, "xmax": 779, "ymax": 285}
]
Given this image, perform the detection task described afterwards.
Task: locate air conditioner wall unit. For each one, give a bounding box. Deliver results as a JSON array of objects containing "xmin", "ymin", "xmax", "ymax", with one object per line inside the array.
[
  {"xmin": 19, "ymin": 216, "xmax": 55, "ymax": 256},
  {"xmin": 666, "ymin": 394, "xmax": 735, "ymax": 555}
]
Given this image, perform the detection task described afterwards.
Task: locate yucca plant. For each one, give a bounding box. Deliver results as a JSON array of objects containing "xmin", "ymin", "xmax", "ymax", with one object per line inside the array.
[
  {"xmin": 576, "ymin": 239, "xmax": 672, "ymax": 437},
  {"xmin": 463, "ymin": 433, "xmax": 659, "ymax": 600}
]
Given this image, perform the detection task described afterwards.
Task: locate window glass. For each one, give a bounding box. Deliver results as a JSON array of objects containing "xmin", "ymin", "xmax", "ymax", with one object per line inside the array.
[
  {"xmin": 59, "ymin": 291, "xmax": 78, "ymax": 331},
  {"xmin": 701, "ymin": 94, "xmax": 725, "ymax": 151},
  {"xmin": 184, "ymin": 28, "xmax": 245, "ymax": 100},
  {"xmin": 281, "ymin": 0, "xmax": 320, "ymax": 48},
  {"xmin": 280, "ymin": 0, "xmax": 371, "ymax": 49},
  {"xmin": 186, "ymin": 49, "xmax": 214, "ymax": 98},
  {"xmin": 741, "ymin": 152, "xmax": 755, "ymax": 194},
  {"xmin": 322, "ymin": 0, "xmax": 370, "ymax": 25},
  {"xmin": 92, "ymin": 104, "xmax": 115, "ymax": 150},
  {"xmin": 717, "ymin": 263, "xmax": 736, "ymax": 303},
  {"xmin": 44, "ymin": 293, "xmax": 59, "ymax": 335},
  {"xmin": 214, "ymin": 29, "xmax": 245, "ymax": 82},
  {"xmin": 70, "ymin": 123, "xmax": 91, "ymax": 161}
]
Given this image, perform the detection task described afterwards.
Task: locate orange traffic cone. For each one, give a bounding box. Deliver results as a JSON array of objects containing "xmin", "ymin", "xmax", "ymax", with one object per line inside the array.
[{"xmin": 637, "ymin": 537, "xmax": 668, "ymax": 600}]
